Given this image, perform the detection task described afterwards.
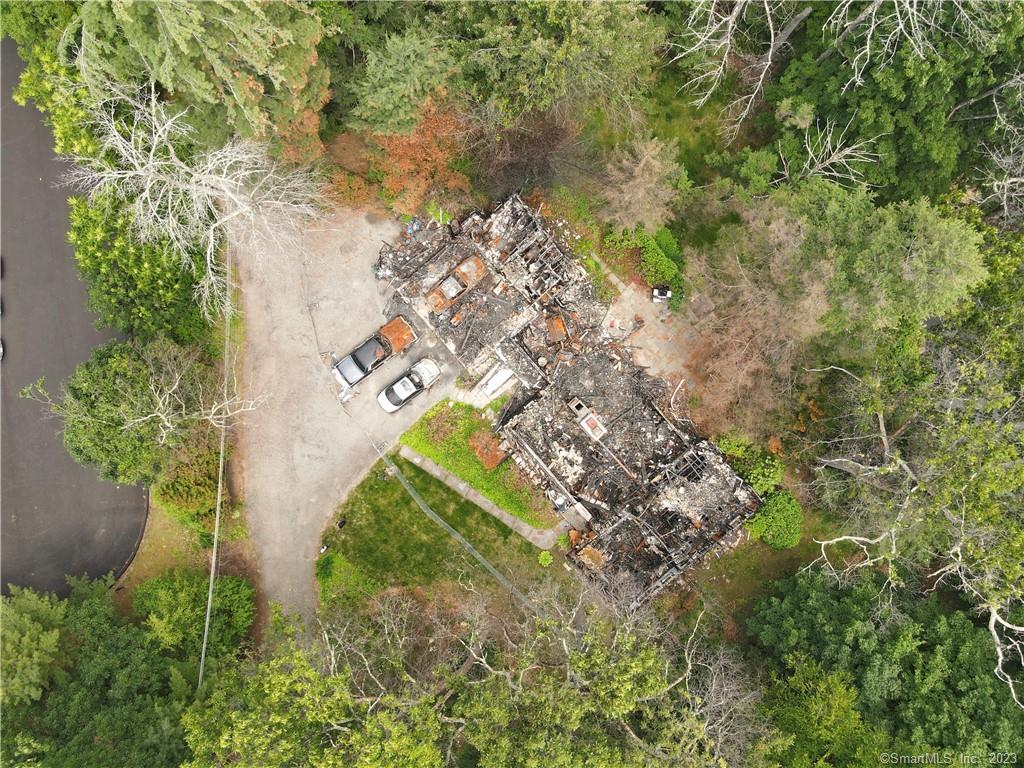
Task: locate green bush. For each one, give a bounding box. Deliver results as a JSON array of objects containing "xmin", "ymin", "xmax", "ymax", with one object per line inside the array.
[
  {"xmin": 68, "ymin": 196, "xmax": 209, "ymax": 344},
  {"xmin": 638, "ymin": 240, "xmax": 678, "ymax": 287},
  {"xmin": 556, "ymin": 532, "xmax": 571, "ymax": 550},
  {"xmin": 132, "ymin": 568, "xmax": 254, "ymax": 660},
  {"xmin": 604, "ymin": 225, "xmax": 686, "ymax": 302},
  {"xmin": 746, "ymin": 490, "xmax": 802, "ymax": 550},
  {"xmin": 654, "ymin": 227, "xmax": 683, "ymax": 268},
  {"xmin": 538, "ymin": 551, "xmax": 554, "ymax": 568},
  {"xmin": 425, "ymin": 199, "xmax": 452, "ymax": 226},
  {"xmin": 716, "ymin": 433, "xmax": 785, "ymax": 496},
  {"xmin": 153, "ymin": 428, "xmax": 221, "ymax": 538}
]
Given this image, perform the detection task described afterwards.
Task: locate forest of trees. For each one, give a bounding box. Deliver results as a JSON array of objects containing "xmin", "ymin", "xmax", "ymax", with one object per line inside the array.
[{"xmin": 2, "ymin": 1, "xmax": 1022, "ymax": 766}]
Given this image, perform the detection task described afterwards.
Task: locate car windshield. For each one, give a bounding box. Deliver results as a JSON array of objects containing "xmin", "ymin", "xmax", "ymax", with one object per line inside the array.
[{"xmin": 352, "ymin": 338, "xmax": 386, "ymax": 371}]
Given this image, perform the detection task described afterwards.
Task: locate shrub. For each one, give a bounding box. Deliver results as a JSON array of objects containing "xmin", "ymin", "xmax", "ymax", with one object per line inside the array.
[
  {"xmin": 746, "ymin": 490, "xmax": 802, "ymax": 550},
  {"xmin": 604, "ymin": 225, "xmax": 685, "ymax": 303},
  {"xmin": 556, "ymin": 532, "xmax": 571, "ymax": 550},
  {"xmin": 716, "ymin": 433, "xmax": 785, "ymax": 496},
  {"xmin": 153, "ymin": 427, "xmax": 221, "ymax": 538},
  {"xmin": 132, "ymin": 568, "xmax": 254, "ymax": 660},
  {"xmin": 654, "ymin": 227, "xmax": 683, "ymax": 268},
  {"xmin": 373, "ymin": 97, "xmax": 469, "ymax": 215},
  {"xmin": 538, "ymin": 551, "xmax": 554, "ymax": 568},
  {"xmin": 68, "ymin": 196, "xmax": 209, "ymax": 344},
  {"xmin": 425, "ymin": 199, "xmax": 452, "ymax": 226}
]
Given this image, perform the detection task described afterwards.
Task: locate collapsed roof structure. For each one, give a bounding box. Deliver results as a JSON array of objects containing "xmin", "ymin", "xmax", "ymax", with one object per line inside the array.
[{"xmin": 377, "ymin": 195, "xmax": 760, "ymax": 605}]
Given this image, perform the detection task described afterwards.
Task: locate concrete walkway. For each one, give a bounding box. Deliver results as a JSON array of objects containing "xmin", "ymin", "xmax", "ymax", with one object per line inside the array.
[{"xmin": 399, "ymin": 446, "xmax": 567, "ymax": 549}]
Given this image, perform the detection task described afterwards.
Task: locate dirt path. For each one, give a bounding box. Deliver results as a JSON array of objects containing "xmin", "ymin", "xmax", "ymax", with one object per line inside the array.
[{"xmin": 235, "ymin": 209, "xmax": 456, "ymax": 622}]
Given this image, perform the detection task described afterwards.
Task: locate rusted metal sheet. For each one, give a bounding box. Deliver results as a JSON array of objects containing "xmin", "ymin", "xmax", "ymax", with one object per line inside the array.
[
  {"xmin": 379, "ymin": 315, "xmax": 417, "ymax": 354},
  {"xmin": 545, "ymin": 314, "xmax": 568, "ymax": 344},
  {"xmin": 426, "ymin": 255, "xmax": 488, "ymax": 313}
]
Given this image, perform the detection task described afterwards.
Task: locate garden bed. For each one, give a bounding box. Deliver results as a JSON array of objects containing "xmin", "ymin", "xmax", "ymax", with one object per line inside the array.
[{"xmin": 400, "ymin": 401, "xmax": 558, "ymax": 528}]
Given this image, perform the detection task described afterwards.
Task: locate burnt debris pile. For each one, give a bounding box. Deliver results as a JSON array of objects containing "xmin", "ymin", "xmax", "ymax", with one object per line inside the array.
[{"xmin": 378, "ymin": 195, "xmax": 760, "ymax": 605}]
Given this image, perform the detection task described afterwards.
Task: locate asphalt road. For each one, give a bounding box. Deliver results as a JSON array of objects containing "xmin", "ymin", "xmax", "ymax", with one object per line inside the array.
[{"xmin": 1, "ymin": 39, "xmax": 147, "ymax": 596}]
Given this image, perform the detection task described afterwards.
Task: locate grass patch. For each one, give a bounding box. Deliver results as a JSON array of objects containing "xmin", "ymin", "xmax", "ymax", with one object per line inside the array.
[
  {"xmin": 671, "ymin": 209, "xmax": 741, "ymax": 250},
  {"xmin": 113, "ymin": 492, "xmax": 204, "ymax": 614},
  {"xmin": 318, "ymin": 457, "xmax": 562, "ymax": 607},
  {"xmin": 400, "ymin": 402, "xmax": 557, "ymax": 528},
  {"xmin": 643, "ymin": 71, "xmax": 734, "ymax": 184},
  {"xmin": 580, "ymin": 254, "xmax": 619, "ymax": 302},
  {"xmin": 689, "ymin": 505, "xmax": 835, "ymax": 638}
]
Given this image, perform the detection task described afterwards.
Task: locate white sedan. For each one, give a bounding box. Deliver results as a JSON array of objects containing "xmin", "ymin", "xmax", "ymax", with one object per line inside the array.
[{"xmin": 376, "ymin": 358, "xmax": 442, "ymax": 413}]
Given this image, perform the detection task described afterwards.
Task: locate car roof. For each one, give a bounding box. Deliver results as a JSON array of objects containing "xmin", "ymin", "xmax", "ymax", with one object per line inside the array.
[
  {"xmin": 353, "ymin": 337, "xmax": 386, "ymax": 370},
  {"xmin": 411, "ymin": 358, "xmax": 441, "ymax": 381},
  {"xmin": 379, "ymin": 316, "xmax": 416, "ymax": 354}
]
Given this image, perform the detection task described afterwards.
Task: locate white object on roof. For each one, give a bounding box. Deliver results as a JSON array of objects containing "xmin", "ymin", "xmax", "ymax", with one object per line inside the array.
[
  {"xmin": 579, "ymin": 412, "xmax": 608, "ymax": 441},
  {"xmin": 481, "ymin": 366, "xmax": 515, "ymax": 398}
]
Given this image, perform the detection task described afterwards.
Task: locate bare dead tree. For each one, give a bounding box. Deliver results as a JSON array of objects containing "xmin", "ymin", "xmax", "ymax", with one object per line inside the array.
[
  {"xmin": 317, "ymin": 591, "xmax": 467, "ymax": 708},
  {"xmin": 979, "ymin": 90, "xmax": 1024, "ymax": 228},
  {"xmin": 683, "ymin": 609, "xmax": 771, "ymax": 765},
  {"xmin": 130, "ymin": 340, "xmax": 264, "ymax": 442},
  {"xmin": 820, "ymin": 0, "xmax": 995, "ymax": 92},
  {"xmin": 925, "ymin": 504, "xmax": 1024, "ymax": 708},
  {"xmin": 670, "ymin": 1, "xmax": 813, "ymax": 141},
  {"xmin": 65, "ymin": 84, "xmax": 326, "ymax": 315},
  {"xmin": 779, "ymin": 115, "xmax": 883, "ymax": 185},
  {"xmin": 601, "ymin": 136, "xmax": 684, "ymax": 230}
]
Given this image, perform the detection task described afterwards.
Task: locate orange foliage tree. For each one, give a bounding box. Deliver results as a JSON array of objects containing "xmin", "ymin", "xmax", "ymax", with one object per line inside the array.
[{"xmin": 373, "ymin": 98, "xmax": 469, "ymax": 215}]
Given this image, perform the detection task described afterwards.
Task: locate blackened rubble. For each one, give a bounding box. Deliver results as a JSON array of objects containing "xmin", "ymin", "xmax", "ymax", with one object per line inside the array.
[{"xmin": 377, "ymin": 195, "xmax": 760, "ymax": 605}]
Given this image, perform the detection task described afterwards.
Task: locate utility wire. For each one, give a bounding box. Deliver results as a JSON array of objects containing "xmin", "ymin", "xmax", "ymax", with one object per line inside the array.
[
  {"xmin": 379, "ymin": 452, "xmax": 536, "ymax": 615},
  {"xmin": 197, "ymin": 249, "xmax": 233, "ymax": 692}
]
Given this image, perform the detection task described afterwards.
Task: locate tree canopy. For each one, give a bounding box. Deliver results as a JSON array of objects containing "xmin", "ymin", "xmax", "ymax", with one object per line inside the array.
[
  {"xmin": 433, "ymin": 0, "xmax": 663, "ymax": 126},
  {"xmin": 68, "ymin": 195, "xmax": 209, "ymax": 344},
  {"xmin": 749, "ymin": 572, "xmax": 1024, "ymax": 755},
  {"xmin": 770, "ymin": 5, "xmax": 1024, "ymax": 201},
  {"xmin": 76, "ymin": 0, "xmax": 330, "ymax": 156}
]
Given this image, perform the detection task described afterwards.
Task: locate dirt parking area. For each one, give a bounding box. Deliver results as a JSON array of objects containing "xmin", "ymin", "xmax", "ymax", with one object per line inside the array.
[{"xmin": 234, "ymin": 209, "xmax": 457, "ymax": 622}]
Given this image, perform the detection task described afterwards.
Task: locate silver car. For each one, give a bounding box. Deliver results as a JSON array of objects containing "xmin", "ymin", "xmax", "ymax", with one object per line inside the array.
[{"xmin": 376, "ymin": 358, "xmax": 442, "ymax": 413}]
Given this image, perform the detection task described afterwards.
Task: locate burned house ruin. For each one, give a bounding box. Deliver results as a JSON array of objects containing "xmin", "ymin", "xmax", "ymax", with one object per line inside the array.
[{"xmin": 377, "ymin": 195, "xmax": 760, "ymax": 604}]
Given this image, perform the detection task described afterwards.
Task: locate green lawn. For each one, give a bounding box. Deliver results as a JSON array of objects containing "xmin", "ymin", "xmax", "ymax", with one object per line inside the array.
[
  {"xmin": 317, "ymin": 457, "xmax": 562, "ymax": 607},
  {"xmin": 400, "ymin": 401, "xmax": 558, "ymax": 528},
  {"xmin": 685, "ymin": 505, "xmax": 837, "ymax": 640}
]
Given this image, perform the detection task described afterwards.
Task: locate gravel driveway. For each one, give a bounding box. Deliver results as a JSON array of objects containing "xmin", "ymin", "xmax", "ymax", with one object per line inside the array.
[{"xmin": 235, "ymin": 210, "xmax": 456, "ymax": 621}]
